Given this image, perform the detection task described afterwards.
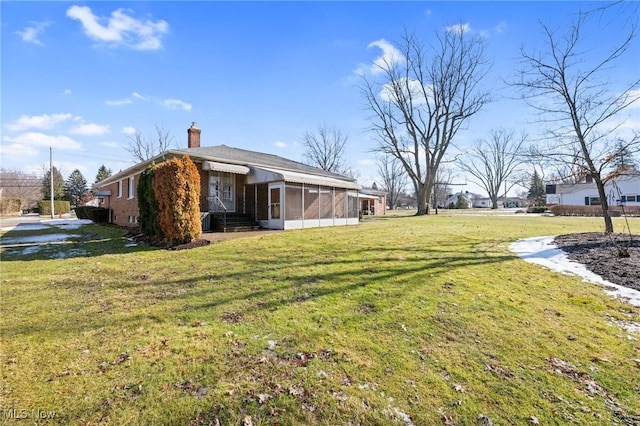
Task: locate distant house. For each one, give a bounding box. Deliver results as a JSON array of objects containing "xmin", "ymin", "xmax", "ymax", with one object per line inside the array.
[
  {"xmin": 95, "ymin": 123, "xmax": 362, "ymax": 231},
  {"xmin": 359, "ymin": 187, "xmax": 387, "ymax": 216},
  {"xmin": 444, "ymin": 191, "xmax": 480, "ymax": 209},
  {"xmin": 546, "ymin": 175, "xmax": 640, "ymax": 207}
]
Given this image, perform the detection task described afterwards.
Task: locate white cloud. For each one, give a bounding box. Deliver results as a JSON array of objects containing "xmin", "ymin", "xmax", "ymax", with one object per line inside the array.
[
  {"xmin": 100, "ymin": 141, "xmax": 122, "ymax": 148},
  {"xmin": 425, "ymin": 9, "xmax": 432, "ymax": 17},
  {"xmin": 69, "ymin": 123, "xmax": 111, "ymax": 136},
  {"xmin": 0, "ymin": 142, "xmax": 39, "ymax": 159},
  {"xmin": 274, "ymin": 141, "xmax": 287, "ymax": 148},
  {"xmin": 5, "ymin": 113, "xmax": 74, "ymax": 132},
  {"xmin": 66, "ymin": 5, "xmax": 169, "ymax": 51},
  {"xmin": 132, "ymin": 92, "xmax": 146, "ymax": 99},
  {"xmin": 358, "ymin": 158, "xmax": 375, "ymax": 166},
  {"xmin": 2, "ymin": 132, "xmax": 82, "ymax": 151},
  {"xmin": 63, "ymin": 89, "xmax": 72, "ymax": 96},
  {"xmin": 122, "ymin": 126, "xmax": 137, "ymax": 135},
  {"xmin": 105, "ymin": 98, "xmax": 132, "ymax": 106},
  {"xmin": 162, "ymin": 98, "xmax": 192, "ymax": 111},
  {"xmin": 494, "ymin": 21, "xmax": 507, "ymax": 34},
  {"xmin": 367, "ymin": 39, "xmax": 404, "ymax": 75},
  {"xmin": 445, "ymin": 23, "xmax": 471, "ymax": 35},
  {"xmin": 16, "ymin": 21, "xmax": 50, "ymax": 45}
]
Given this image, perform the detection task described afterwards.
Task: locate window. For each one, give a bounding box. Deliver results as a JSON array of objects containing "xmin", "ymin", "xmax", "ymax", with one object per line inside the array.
[
  {"xmin": 625, "ymin": 195, "xmax": 637, "ymax": 202},
  {"xmin": 117, "ymin": 181, "xmax": 122, "ymax": 198},
  {"xmin": 585, "ymin": 197, "xmax": 601, "ymax": 206},
  {"xmin": 127, "ymin": 177, "xmax": 134, "ymax": 199}
]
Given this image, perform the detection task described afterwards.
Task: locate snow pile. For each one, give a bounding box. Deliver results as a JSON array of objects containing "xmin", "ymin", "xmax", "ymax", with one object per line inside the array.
[{"xmin": 510, "ymin": 236, "xmax": 640, "ymax": 307}]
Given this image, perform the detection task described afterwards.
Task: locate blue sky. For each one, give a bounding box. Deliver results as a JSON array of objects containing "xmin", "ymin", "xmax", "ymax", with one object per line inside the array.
[{"xmin": 2, "ymin": 1, "xmax": 638, "ymax": 194}]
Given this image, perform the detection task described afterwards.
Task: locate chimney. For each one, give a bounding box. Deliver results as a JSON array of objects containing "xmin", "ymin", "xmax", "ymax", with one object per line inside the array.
[{"xmin": 187, "ymin": 122, "xmax": 201, "ymax": 148}]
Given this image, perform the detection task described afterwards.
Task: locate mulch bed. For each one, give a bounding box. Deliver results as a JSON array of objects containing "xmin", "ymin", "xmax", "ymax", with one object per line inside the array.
[{"xmin": 553, "ymin": 232, "xmax": 640, "ymax": 291}]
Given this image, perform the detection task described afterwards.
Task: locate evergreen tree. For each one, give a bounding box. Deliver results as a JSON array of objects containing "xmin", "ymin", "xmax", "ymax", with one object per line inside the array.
[
  {"xmin": 95, "ymin": 165, "xmax": 112, "ymax": 184},
  {"xmin": 42, "ymin": 166, "xmax": 66, "ymax": 200},
  {"xmin": 527, "ymin": 170, "xmax": 546, "ymax": 206},
  {"xmin": 610, "ymin": 141, "xmax": 639, "ymax": 175},
  {"xmin": 65, "ymin": 169, "xmax": 88, "ymax": 208}
]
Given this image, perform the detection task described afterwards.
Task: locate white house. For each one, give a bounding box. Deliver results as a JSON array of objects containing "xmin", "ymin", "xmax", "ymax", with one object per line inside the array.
[{"xmin": 546, "ymin": 175, "xmax": 640, "ymax": 207}]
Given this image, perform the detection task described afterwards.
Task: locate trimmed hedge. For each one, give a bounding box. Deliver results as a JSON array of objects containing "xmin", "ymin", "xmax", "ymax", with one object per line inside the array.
[
  {"xmin": 549, "ymin": 205, "xmax": 640, "ymax": 217},
  {"xmin": 39, "ymin": 200, "xmax": 71, "ymax": 216},
  {"xmin": 0, "ymin": 198, "xmax": 21, "ymax": 215},
  {"xmin": 70, "ymin": 206, "xmax": 110, "ymax": 222}
]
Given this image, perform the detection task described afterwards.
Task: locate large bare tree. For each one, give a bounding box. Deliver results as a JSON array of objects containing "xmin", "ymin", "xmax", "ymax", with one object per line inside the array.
[
  {"xmin": 360, "ymin": 28, "xmax": 491, "ymax": 215},
  {"xmin": 125, "ymin": 123, "xmax": 175, "ymax": 162},
  {"xmin": 0, "ymin": 168, "xmax": 43, "ymax": 210},
  {"xmin": 302, "ymin": 124, "xmax": 350, "ymax": 175},
  {"xmin": 375, "ymin": 154, "xmax": 408, "ymax": 209},
  {"xmin": 515, "ymin": 4, "xmax": 640, "ymax": 232},
  {"xmin": 457, "ymin": 128, "xmax": 527, "ymax": 209}
]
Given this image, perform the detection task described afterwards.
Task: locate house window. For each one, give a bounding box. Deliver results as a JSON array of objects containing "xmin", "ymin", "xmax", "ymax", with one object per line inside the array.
[
  {"xmin": 127, "ymin": 177, "xmax": 134, "ymax": 199},
  {"xmin": 117, "ymin": 181, "xmax": 123, "ymax": 198},
  {"xmin": 624, "ymin": 195, "xmax": 637, "ymax": 202},
  {"xmin": 585, "ymin": 197, "xmax": 601, "ymax": 206}
]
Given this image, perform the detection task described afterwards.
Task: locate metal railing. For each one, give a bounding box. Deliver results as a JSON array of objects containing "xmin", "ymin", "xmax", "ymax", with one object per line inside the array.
[{"xmin": 207, "ymin": 196, "xmax": 227, "ymax": 232}]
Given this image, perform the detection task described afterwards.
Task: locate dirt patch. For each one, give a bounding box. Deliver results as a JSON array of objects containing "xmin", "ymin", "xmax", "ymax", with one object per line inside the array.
[
  {"xmin": 553, "ymin": 233, "xmax": 640, "ymax": 291},
  {"xmin": 126, "ymin": 229, "xmax": 283, "ymax": 250}
]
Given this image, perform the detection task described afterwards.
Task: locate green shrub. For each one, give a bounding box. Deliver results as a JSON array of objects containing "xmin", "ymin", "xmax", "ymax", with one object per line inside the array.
[
  {"xmin": 38, "ymin": 200, "xmax": 71, "ymax": 216},
  {"xmin": 87, "ymin": 207, "xmax": 110, "ymax": 223},
  {"xmin": 137, "ymin": 164, "xmax": 163, "ymax": 239},
  {"xmin": 526, "ymin": 206, "xmax": 547, "ymax": 213},
  {"xmin": 74, "ymin": 206, "xmax": 92, "ymax": 219}
]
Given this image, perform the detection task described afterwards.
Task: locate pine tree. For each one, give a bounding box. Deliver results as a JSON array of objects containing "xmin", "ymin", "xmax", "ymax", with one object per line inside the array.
[
  {"xmin": 610, "ymin": 141, "xmax": 639, "ymax": 175},
  {"xmin": 65, "ymin": 169, "xmax": 88, "ymax": 208},
  {"xmin": 95, "ymin": 165, "xmax": 112, "ymax": 184},
  {"xmin": 527, "ymin": 170, "xmax": 546, "ymax": 206},
  {"xmin": 42, "ymin": 166, "xmax": 66, "ymax": 200}
]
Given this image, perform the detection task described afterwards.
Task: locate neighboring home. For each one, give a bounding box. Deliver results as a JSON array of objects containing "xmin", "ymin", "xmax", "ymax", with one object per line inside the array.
[
  {"xmin": 444, "ymin": 191, "xmax": 481, "ymax": 209},
  {"xmin": 95, "ymin": 123, "xmax": 362, "ymax": 231},
  {"xmin": 359, "ymin": 187, "xmax": 387, "ymax": 216},
  {"xmin": 546, "ymin": 175, "xmax": 640, "ymax": 207},
  {"xmin": 472, "ymin": 196, "xmax": 526, "ymax": 209}
]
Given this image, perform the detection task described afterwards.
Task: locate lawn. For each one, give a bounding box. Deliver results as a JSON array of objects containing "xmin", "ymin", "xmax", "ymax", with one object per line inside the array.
[{"xmin": 1, "ymin": 212, "xmax": 639, "ymax": 425}]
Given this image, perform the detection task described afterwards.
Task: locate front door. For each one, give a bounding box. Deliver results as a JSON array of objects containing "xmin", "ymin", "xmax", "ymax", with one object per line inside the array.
[{"xmin": 267, "ymin": 183, "xmax": 284, "ymax": 229}]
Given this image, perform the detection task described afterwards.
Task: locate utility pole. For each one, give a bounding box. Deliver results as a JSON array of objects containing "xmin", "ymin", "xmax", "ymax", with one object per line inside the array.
[{"xmin": 50, "ymin": 147, "xmax": 54, "ymax": 219}]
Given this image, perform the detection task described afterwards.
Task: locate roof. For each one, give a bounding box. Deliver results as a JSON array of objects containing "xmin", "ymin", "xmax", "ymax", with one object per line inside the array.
[{"xmin": 96, "ymin": 145, "xmax": 359, "ymax": 189}]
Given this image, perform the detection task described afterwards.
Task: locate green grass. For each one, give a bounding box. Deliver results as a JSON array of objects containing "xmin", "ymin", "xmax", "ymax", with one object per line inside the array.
[{"xmin": 1, "ymin": 213, "xmax": 639, "ymax": 425}]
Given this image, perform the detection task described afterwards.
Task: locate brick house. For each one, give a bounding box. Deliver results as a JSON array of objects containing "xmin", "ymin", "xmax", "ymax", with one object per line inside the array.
[{"xmin": 96, "ymin": 123, "xmax": 362, "ymax": 231}]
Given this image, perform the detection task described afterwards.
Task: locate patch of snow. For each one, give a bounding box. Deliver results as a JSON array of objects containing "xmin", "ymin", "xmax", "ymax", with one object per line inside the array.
[
  {"xmin": 43, "ymin": 219, "xmax": 93, "ymax": 229},
  {"xmin": 510, "ymin": 236, "xmax": 640, "ymax": 307},
  {"xmin": 1, "ymin": 233, "xmax": 72, "ymax": 245},
  {"xmin": 1, "ymin": 223, "xmax": 52, "ymax": 231},
  {"xmin": 20, "ymin": 245, "xmax": 43, "ymax": 255}
]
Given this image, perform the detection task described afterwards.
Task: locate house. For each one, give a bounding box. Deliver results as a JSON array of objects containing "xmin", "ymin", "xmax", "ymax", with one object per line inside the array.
[
  {"xmin": 472, "ymin": 196, "xmax": 526, "ymax": 209},
  {"xmin": 95, "ymin": 123, "xmax": 362, "ymax": 231},
  {"xmin": 444, "ymin": 191, "xmax": 480, "ymax": 209},
  {"xmin": 359, "ymin": 187, "xmax": 387, "ymax": 215},
  {"xmin": 546, "ymin": 175, "xmax": 640, "ymax": 207}
]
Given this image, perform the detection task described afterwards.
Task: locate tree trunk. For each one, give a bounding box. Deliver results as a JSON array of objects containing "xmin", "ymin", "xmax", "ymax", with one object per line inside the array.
[
  {"xmin": 594, "ymin": 177, "xmax": 614, "ymax": 233},
  {"xmin": 416, "ymin": 184, "xmax": 428, "ymax": 215}
]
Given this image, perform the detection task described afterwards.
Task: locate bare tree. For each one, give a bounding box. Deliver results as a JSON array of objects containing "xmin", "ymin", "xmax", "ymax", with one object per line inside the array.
[
  {"xmin": 0, "ymin": 168, "xmax": 43, "ymax": 210},
  {"xmin": 125, "ymin": 123, "xmax": 175, "ymax": 162},
  {"xmin": 515, "ymin": 3, "xmax": 640, "ymax": 232},
  {"xmin": 360, "ymin": 28, "xmax": 491, "ymax": 215},
  {"xmin": 302, "ymin": 124, "xmax": 350, "ymax": 175},
  {"xmin": 432, "ymin": 167, "xmax": 454, "ymax": 210},
  {"xmin": 375, "ymin": 154, "xmax": 408, "ymax": 209},
  {"xmin": 458, "ymin": 128, "xmax": 526, "ymax": 209}
]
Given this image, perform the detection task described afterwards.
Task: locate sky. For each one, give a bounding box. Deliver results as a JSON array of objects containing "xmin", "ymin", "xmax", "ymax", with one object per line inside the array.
[{"xmin": 1, "ymin": 1, "xmax": 639, "ymax": 195}]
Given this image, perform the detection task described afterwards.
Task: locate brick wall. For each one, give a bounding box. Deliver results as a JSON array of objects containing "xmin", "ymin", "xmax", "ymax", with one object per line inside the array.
[{"xmin": 98, "ymin": 174, "xmax": 140, "ymax": 227}]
